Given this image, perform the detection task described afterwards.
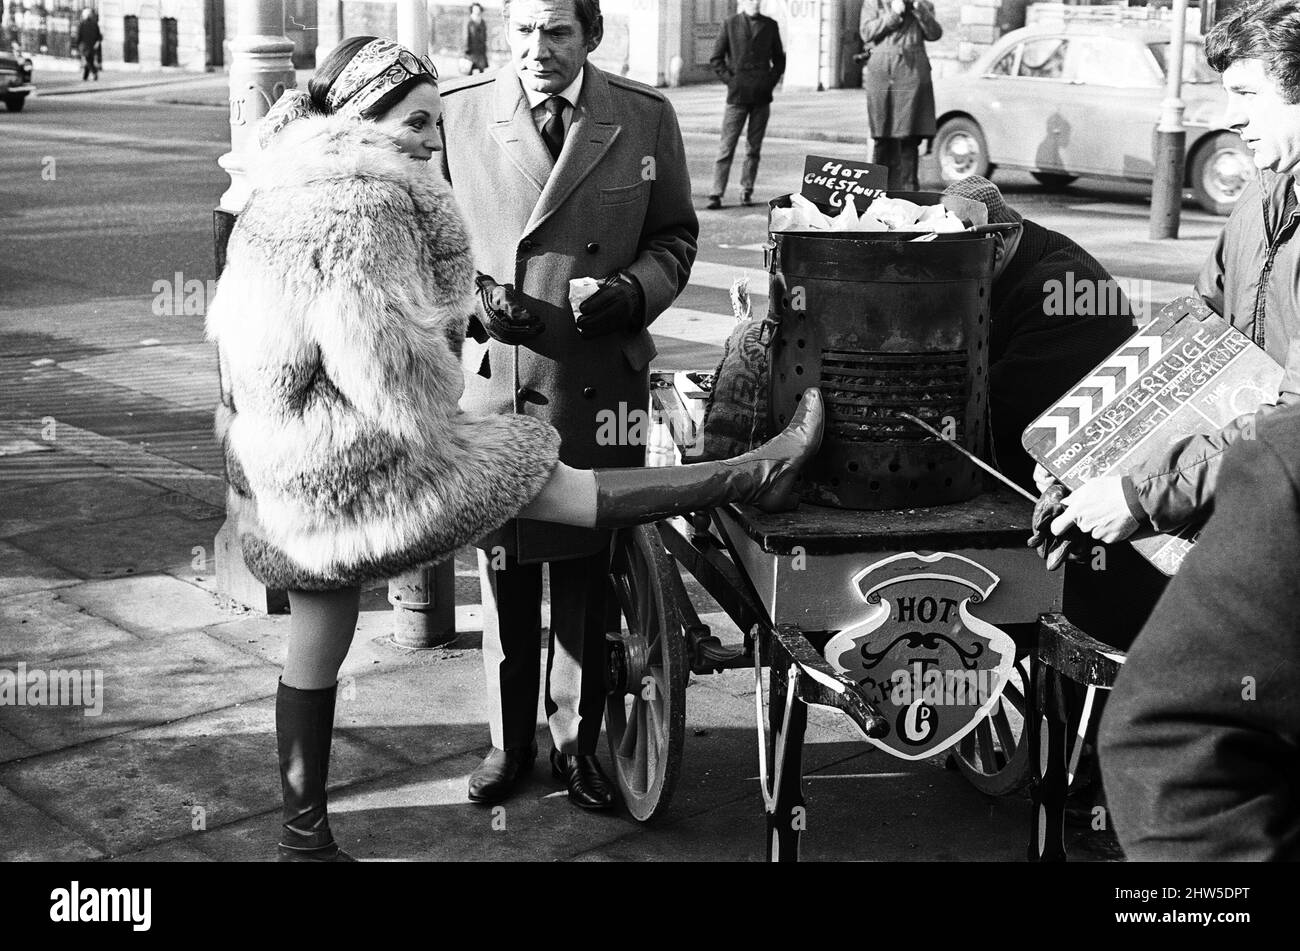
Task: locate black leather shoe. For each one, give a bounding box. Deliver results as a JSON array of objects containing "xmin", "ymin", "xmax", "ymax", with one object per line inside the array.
[
  {"xmin": 277, "ymin": 842, "xmax": 358, "ymax": 862},
  {"xmin": 550, "ymin": 749, "xmax": 616, "ymax": 811},
  {"xmin": 468, "ymin": 744, "xmax": 536, "ymax": 803},
  {"xmin": 706, "ymin": 195, "xmax": 722, "ymax": 210}
]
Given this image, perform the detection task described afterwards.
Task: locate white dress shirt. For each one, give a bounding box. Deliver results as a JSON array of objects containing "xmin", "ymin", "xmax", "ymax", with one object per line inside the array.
[{"xmin": 523, "ymin": 67, "xmax": 585, "ymax": 141}]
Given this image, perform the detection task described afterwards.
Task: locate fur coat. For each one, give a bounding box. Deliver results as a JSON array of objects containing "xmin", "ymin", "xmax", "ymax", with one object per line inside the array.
[{"xmin": 206, "ymin": 115, "xmax": 561, "ymax": 590}]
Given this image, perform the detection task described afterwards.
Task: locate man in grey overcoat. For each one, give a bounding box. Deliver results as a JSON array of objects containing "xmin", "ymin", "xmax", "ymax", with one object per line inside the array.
[
  {"xmin": 441, "ymin": 0, "xmax": 698, "ymax": 810},
  {"xmin": 860, "ymin": 0, "xmax": 943, "ymax": 191}
]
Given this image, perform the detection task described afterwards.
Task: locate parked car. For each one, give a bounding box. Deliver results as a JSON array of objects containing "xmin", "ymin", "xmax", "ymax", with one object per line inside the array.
[
  {"xmin": 1, "ymin": 44, "xmax": 34, "ymax": 112},
  {"xmin": 931, "ymin": 25, "xmax": 1252, "ymax": 214}
]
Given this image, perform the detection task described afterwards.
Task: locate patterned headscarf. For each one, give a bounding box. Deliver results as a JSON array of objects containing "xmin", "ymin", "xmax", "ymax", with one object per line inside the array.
[{"xmin": 258, "ymin": 38, "xmax": 438, "ymax": 148}]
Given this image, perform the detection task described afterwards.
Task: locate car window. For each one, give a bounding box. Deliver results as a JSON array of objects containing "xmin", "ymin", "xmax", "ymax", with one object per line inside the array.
[
  {"xmin": 1017, "ymin": 38, "xmax": 1067, "ymax": 80},
  {"xmin": 986, "ymin": 45, "xmax": 1018, "ymax": 77},
  {"xmin": 1068, "ymin": 36, "xmax": 1160, "ymax": 87},
  {"xmin": 1148, "ymin": 42, "xmax": 1220, "ymax": 84}
]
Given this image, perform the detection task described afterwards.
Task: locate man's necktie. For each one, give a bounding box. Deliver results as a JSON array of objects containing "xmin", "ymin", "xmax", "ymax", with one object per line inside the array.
[{"xmin": 542, "ymin": 96, "xmax": 567, "ymax": 161}]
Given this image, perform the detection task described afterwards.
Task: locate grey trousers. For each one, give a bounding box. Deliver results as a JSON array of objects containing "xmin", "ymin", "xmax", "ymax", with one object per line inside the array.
[{"xmin": 711, "ymin": 101, "xmax": 771, "ymax": 198}]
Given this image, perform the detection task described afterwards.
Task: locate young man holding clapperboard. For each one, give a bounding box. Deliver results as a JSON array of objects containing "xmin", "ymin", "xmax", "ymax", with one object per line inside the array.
[
  {"xmin": 1035, "ymin": 0, "xmax": 1300, "ymax": 552},
  {"xmin": 1086, "ymin": 0, "xmax": 1300, "ymax": 861}
]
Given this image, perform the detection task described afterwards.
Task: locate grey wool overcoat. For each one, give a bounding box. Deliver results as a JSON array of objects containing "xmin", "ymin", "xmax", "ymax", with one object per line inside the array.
[
  {"xmin": 206, "ymin": 115, "xmax": 561, "ymax": 591},
  {"xmin": 441, "ymin": 65, "xmax": 699, "ymax": 562}
]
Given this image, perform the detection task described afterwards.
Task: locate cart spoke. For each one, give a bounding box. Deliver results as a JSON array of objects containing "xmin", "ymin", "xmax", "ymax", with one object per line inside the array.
[
  {"xmin": 644, "ymin": 701, "xmax": 660, "ymax": 783},
  {"xmin": 958, "ymin": 731, "xmax": 976, "ymax": 764},
  {"xmin": 991, "ymin": 700, "xmax": 1018, "ymax": 755},
  {"xmin": 618, "ymin": 697, "xmax": 640, "ymax": 759},
  {"xmin": 633, "ymin": 700, "xmax": 650, "ymax": 791},
  {"xmin": 648, "ymin": 687, "xmax": 666, "ymax": 752},
  {"xmin": 1001, "ymin": 676, "xmax": 1026, "ymax": 712},
  {"xmin": 975, "ymin": 717, "xmax": 999, "ymax": 773}
]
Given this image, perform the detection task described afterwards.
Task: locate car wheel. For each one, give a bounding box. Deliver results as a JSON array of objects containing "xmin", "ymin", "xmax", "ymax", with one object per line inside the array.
[
  {"xmin": 1031, "ymin": 172, "xmax": 1077, "ymax": 191},
  {"xmin": 935, "ymin": 117, "xmax": 990, "ymax": 183},
  {"xmin": 1190, "ymin": 131, "xmax": 1252, "ymax": 216},
  {"xmin": 3, "ymin": 95, "xmax": 25, "ymax": 112}
]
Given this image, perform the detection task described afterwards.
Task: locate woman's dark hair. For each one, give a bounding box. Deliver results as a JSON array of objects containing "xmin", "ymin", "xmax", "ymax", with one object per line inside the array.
[
  {"xmin": 308, "ymin": 35, "xmax": 438, "ymax": 120},
  {"xmin": 1205, "ymin": 0, "xmax": 1300, "ymax": 104}
]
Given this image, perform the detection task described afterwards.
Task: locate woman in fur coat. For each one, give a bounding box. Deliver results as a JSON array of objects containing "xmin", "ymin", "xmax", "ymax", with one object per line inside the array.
[{"xmin": 206, "ymin": 36, "xmax": 824, "ymax": 861}]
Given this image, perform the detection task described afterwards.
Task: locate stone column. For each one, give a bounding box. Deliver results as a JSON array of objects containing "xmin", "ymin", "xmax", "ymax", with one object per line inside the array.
[
  {"xmin": 217, "ymin": 0, "xmax": 297, "ymax": 216},
  {"xmin": 316, "ymin": 0, "xmax": 345, "ymax": 68},
  {"xmin": 213, "ymin": 0, "xmax": 296, "ymax": 613},
  {"xmin": 396, "ymin": 0, "xmax": 429, "ymax": 56}
]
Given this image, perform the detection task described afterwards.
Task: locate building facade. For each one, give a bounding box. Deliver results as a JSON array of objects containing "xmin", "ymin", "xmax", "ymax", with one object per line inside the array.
[{"xmin": 9, "ymin": 0, "xmax": 1151, "ymax": 82}]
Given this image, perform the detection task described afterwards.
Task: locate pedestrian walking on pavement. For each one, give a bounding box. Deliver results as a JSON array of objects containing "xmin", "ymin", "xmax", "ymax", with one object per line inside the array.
[
  {"xmin": 208, "ymin": 36, "xmax": 824, "ymax": 862},
  {"xmin": 76, "ymin": 8, "xmax": 101, "ymax": 82},
  {"xmin": 707, "ymin": 0, "xmax": 785, "ymax": 209},
  {"xmin": 464, "ymin": 2, "xmax": 489, "ymax": 73},
  {"xmin": 860, "ymin": 0, "xmax": 942, "ymax": 192}
]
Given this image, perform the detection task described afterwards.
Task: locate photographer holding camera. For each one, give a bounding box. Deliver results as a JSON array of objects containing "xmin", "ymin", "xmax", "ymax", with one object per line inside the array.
[{"xmin": 860, "ymin": 0, "xmax": 943, "ymax": 191}]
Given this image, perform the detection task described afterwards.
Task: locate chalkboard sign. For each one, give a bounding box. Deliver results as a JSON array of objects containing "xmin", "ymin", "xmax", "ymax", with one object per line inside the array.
[
  {"xmin": 1021, "ymin": 296, "xmax": 1284, "ymax": 576},
  {"xmin": 800, "ymin": 155, "xmax": 889, "ymax": 210}
]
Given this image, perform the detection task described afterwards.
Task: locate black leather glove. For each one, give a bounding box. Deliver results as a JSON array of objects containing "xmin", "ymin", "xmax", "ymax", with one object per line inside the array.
[
  {"xmin": 576, "ymin": 272, "xmax": 645, "ymax": 339},
  {"xmin": 475, "ymin": 272, "xmax": 544, "ymax": 345},
  {"xmin": 1026, "ymin": 481, "xmax": 1088, "ymax": 571}
]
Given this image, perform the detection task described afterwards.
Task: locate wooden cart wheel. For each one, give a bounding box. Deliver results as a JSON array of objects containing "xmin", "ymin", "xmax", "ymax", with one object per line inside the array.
[
  {"xmin": 951, "ymin": 654, "xmax": 1033, "ymax": 796},
  {"xmin": 604, "ymin": 524, "xmax": 687, "ymax": 822}
]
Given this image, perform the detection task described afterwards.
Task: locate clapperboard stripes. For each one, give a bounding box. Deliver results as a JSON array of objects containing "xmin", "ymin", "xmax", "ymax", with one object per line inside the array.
[{"xmin": 1026, "ymin": 335, "xmax": 1164, "ymax": 453}]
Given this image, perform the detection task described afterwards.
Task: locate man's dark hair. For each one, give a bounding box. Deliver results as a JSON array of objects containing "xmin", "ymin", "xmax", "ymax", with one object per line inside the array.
[
  {"xmin": 1205, "ymin": 0, "xmax": 1300, "ymax": 104},
  {"xmin": 309, "ymin": 35, "xmax": 437, "ymax": 120},
  {"xmin": 502, "ymin": 0, "xmax": 603, "ymax": 40}
]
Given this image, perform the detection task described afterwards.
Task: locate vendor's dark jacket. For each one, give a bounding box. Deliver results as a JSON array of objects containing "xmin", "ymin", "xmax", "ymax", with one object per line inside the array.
[
  {"xmin": 989, "ymin": 217, "xmax": 1138, "ymax": 492},
  {"xmin": 1122, "ymin": 172, "xmax": 1300, "ymax": 532},
  {"xmin": 1099, "ymin": 402, "xmax": 1300, "ymax": 861},
  {"xmin": 709, "ymin": 13, "xmax": 785, "ymax": 106}
]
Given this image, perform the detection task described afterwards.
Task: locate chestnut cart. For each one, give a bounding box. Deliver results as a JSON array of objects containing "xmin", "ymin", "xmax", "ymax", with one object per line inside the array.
[{"xmin": 601, "ymin": 202, "xmax": 1127, "ymax": 861}]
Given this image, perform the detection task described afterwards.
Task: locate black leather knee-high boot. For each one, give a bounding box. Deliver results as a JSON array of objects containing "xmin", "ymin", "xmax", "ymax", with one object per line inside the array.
[
  {"xmin": 276, "ymin": 680, "xmax": 355, "ymax": 862},
  {"xmin": 592, "ymin": 387, "xmax": 824, "ymax": 528}
]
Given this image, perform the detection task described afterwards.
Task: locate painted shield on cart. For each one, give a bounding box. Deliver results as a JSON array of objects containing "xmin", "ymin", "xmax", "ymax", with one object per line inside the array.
[{"xmin": 823, "ymin": 552, "xmax": 1016, "ymax": 761}]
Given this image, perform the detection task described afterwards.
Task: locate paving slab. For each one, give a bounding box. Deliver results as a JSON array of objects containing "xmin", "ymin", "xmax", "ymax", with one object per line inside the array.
[
  {"xmin": 108, "ymin": 839, "xmax": 216, "ymax": 862},
  {"xmin": 7, "ymin": 510, "xmax": 224, "ymax": 580},
  {"xmin": 192, "ymin": 750, "xmax": 641, "ymax": 862},
  {"xmin": 0, "ymin": 587, "xmax": 139, "ymax": 666},
  {"xmin": 0, "ymin": 694, "xmax": 406, "ymax": 858},
  {"xmin": 0, "ymin": 474, "xmax": 170, "ymax": 537},
  {"xmin": 0, "ymin": 726, "xmax": 34, "ymax": 764},
  {"xmin": 0, "ymin": 785, "xmax": 106, "ymax": 862},
  {"xmin": 0, "ymin": 539, "xmax": 80, "ymax": 598},
  {"xmin": 0, "ymin": 628, "xmax": 275, "ymax": 752},
  {"xmin": 330, "ymin": 654, "xmax": 500, "ymax": 768},
  {"xmin": 60, "ymin": 343, "xmax": 219, "ymax": 412},
  {"xmin": 202, "ymin": 608, "xmax": 430, "ymax": 682},
  {"xmin": 56, "ymin": 573, "xmax": 233, "ymax": 639}
]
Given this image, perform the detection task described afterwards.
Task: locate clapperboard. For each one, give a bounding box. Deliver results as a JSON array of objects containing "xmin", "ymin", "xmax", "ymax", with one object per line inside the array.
[{"xmin": 1022, "ymin": 296, "xmax": 1284, "ymax": 575}]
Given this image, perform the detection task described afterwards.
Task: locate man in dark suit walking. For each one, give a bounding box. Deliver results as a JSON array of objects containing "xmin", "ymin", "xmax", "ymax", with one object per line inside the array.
[
  {"xmin": 441, "ymin": 0, "xmax": 698, "ymax": 811},
  {"xmin": 707, "ymin": 0, "xmax": 785, "ymax": 209}
]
